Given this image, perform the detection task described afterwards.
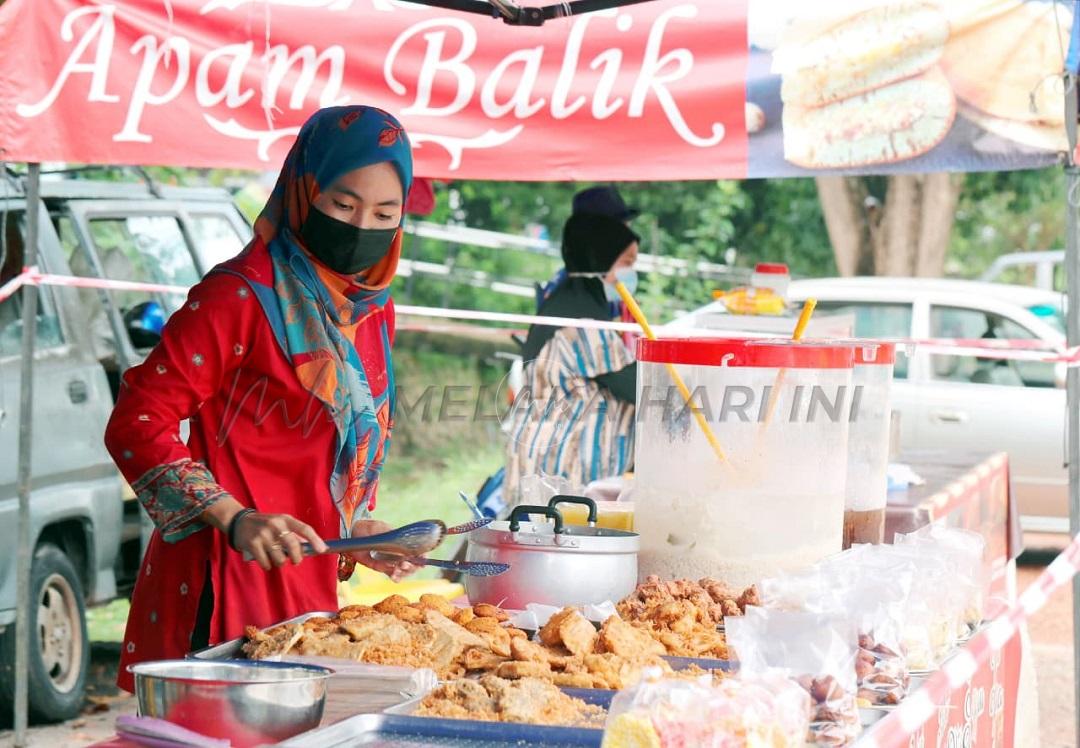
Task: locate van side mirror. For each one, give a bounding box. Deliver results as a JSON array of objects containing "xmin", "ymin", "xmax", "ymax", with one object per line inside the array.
[{"xmin": 123, "ymin": 301, "xmax": 165, "ymax": 349}]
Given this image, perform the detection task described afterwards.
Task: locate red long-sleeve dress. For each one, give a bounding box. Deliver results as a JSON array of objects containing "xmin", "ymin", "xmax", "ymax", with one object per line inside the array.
[{"xmin": 104, "ymin": 239, "xmax": 393, "ymax": 692}]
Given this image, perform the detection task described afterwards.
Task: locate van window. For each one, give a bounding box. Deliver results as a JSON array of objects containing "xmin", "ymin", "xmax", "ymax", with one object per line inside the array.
[
  {"xmin": 929, "ymin": 305, "xmax": 1057, "ymax": 388},
  {"xmin": 0, "ymin": 211, "xmax": 64, "ymax": 356},
  {"xmin": 188, "ymin": 213, "xmax": 246, "ymax": 269},
  {"xmin": 813, "ymin": 301, "xmax": 912, "ymax": 380},
  {"xmin": 83, "ymin": 216, "xmax": 198, "ymax": 314}
]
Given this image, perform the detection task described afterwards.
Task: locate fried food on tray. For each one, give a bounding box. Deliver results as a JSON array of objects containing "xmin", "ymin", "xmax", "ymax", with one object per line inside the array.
[
  {"xmin": 416, "ymin": 676, "xmax": 605, "ymax": 728},
  {"xmin": 618, "ymin": 575, "xmax": 757, "ymax": 625},
  {"xmin": 598, "ymin": 616, "xmax": 666, "ymax": 659},
  {"xmin": 241, "ymin": 594, "xmax": 714, "ymax": 689},
  {"xmin": 538, "ymin": 607, "xmax": 597, "ymax": 656},
  {"xmin": 614, "ymin": 575, "xmax": 753, "ymax": 659},
  {"xmin": 241, "ymin": 596, "xmax": 527, "ymax": 680}
]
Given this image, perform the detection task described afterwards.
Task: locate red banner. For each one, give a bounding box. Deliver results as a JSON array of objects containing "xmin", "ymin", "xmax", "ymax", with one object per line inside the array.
[{"xmin": 0, "ymin": 1, "xmax": 1067, "ymax": 179}]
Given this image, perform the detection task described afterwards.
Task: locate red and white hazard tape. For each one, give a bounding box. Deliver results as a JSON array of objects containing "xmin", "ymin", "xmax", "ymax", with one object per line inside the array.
[
  {"xmin": 3, "ymin": 267, "xmax": 1079, "ymax": 364},
  {"xmin": 857, "ymin": 530, "xmax": 1080, "ymax": 748}
]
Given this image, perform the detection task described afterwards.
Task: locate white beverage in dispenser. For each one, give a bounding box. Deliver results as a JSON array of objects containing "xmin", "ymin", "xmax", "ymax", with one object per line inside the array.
[
  {"xmin": 633, "ymin": 338, "xmax": 855, "ymax": 587},
  {"xmin": 843, "ymin": 342, "xmax": 895, "ymax": 547}
]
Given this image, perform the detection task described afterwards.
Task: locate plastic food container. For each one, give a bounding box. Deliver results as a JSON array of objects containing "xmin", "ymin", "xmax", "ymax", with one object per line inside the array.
[
  {"xmin": 751, "ymin": 262, "xmax": 791, "ymax": 303},
  {"xmin": 634, "ymin": 338, "xmax": 855, "ymax": 587},
  {"xmin": 844, "ymin": 342, "xmax": 895, "ymax": 548}
]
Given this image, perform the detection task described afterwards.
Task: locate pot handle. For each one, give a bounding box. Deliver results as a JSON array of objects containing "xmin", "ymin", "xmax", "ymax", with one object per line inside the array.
[
  {"xmin": 547, "ymin": 495, "xmax": 598, "ymax": 526},
  {"xmin": 508, "ymin": 505, "xmax": 565, "ymax": 534}
]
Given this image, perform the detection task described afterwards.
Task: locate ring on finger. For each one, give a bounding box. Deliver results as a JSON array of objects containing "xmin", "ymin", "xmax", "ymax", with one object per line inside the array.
[
  {"xmin": 270, "ymin": 544, "xmax": 284, "ymax": 552},
  {"xmin": 277, "ymin": 530, "xmax": 294, "ymax": 540}
]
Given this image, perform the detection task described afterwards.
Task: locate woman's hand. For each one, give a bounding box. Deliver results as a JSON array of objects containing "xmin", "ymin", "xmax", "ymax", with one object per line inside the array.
[
  {"xmin": 232, "ymin": 512, "xmax": 329, "ymax": 571},
  {"xmin": 349, "ymin": 519, "xmax": 419, "ymax": 582}
]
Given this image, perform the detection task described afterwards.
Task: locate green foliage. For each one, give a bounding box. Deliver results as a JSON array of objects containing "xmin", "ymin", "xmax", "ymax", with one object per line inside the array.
[{"xmin": 949, "ymin": 169, "xmax": 1065, "ymax": 280}]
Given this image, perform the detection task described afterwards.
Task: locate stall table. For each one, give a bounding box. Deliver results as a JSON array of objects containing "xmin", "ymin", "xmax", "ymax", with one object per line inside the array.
[{"xmin": 89, "ymin": 451, "xmax": 1024, "ymax": 747}]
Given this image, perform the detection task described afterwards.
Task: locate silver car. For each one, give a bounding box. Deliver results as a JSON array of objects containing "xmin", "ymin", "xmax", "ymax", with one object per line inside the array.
[{"xmin": 0, "ymin": 169, "xmax": 249, "ymax": 722}]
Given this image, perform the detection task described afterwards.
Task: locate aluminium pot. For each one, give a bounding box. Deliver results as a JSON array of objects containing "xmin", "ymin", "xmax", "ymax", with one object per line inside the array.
[{"xmin": 464, "ymin": 496, "xmax": 638, "ymax": 609}]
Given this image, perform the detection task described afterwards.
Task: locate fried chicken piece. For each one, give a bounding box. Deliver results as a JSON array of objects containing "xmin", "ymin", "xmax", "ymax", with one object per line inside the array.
[
  {"xmin": 582, "ymin": 652, "xmax": 672, "ymax": 690},
  {"xmin": 737, "ymin": 585, "xmax": 760, "ymax": 612},
  {"xmin": 463, "ymin": 646, "xmax": 508, "ymax": 672},
  {"xmin": 374, "ymin": 594, "xmax": 410, "ymax": 615},
  {"xmin": 391, "ymin": 605, "xmax": 426, "ymax": 624},
  {"xmin": 465, "ymin": 618, "xmax": 512, "ymax": 657},
  {"xmin": 336, "ymin": 605, "xmax": 375, "ymax": 621},
  {"xmin": 339, "ymin": 613, "xmax": 405, "ymax": 642},
  {"xmin": 552, "ymin": 672, "xmax": 599, "ymax": 689},
  {"xmin": 557, "ymin": 611, "xmax": 598, "ymax": 656},
  {"xmin": 598, "ymin": 616, "xmax": 666, "ymax": 658},
  {"xmin": 509, "ymin": 636, "xmax": 571, "ymax": 668},
  {"xmin": 452, "ymin": 607, "xmax": 475, "ymax": 626},
  {"xmin": 536, "ymin": 608, "xmax": 597, "ymax": 656},
  {"xmin": 506, "ymin": 628, "xmax": 527, "ymax": 641},
  {"xmin": 294, "ymin": 632, "xmax": 358, "ymax": 659},
  {"xmin": 414, "ymin": 594, "xmax": 454, "ymax": 617},
  {"xmin": 473, "ymin": 603, "xmax": 510, "ymax": 622},
  {"xmin": 496, "ymin": 660, "xmax": 553, "ymax": 680},
  {"xmin": 241, "ymin": 622, "xmax": 304, "ymax": 659},
  {"xmin": 424, "ymin": 610, "xmax": 490, "ymax": 651},
  {"xmin": 538, "ymin": 608, "xmax": 581, "ymax": 648},
  {"xmin": 301, "ymin": 616, "xmax": 339, "ymax": 633}
]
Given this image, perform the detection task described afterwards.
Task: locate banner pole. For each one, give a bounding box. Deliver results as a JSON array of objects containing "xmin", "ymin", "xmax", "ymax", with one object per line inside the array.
[
  {"xmin": 1064, "ymin": 72, "xmax": 1080, "ymax": 748},
  {"xmin": 13, "ymin": 163, "xmax": 41, "ymax": 747}
]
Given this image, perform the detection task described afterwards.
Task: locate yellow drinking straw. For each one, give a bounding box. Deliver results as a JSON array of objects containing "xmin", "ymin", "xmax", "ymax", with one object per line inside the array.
[
  {"xmin": 760, "ymin": 298, "xmax": 818, "ymax": 426},
  {"xmin": 615, "ymin": 281, "xmax": 728, "ymax": 464}
]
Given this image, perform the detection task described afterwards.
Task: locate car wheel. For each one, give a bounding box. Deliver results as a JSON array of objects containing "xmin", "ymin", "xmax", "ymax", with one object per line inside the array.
[{"xmin": 0, "ymin": 543, "xmax": 89, "ymax": 723}]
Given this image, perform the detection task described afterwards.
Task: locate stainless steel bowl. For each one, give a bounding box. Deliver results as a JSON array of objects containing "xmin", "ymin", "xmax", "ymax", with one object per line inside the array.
[{"xmin": 129, "ymin": 660, "xmax": 332, "ymax": 747}]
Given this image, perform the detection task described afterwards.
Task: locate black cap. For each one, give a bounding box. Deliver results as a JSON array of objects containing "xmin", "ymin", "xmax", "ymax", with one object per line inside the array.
[{"xmin": 572, "ymin": 185, "xmax": 639, "ymax": 221}]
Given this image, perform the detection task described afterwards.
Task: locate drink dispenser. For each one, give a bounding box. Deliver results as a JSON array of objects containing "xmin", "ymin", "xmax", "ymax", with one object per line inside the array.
[
  {"xmin": 843, "ymin": 342, "xmax": 895, "ymax": 548},
  {"xmin": 634, "ymin": 338, "xmax": 855, "ymax": 587}
]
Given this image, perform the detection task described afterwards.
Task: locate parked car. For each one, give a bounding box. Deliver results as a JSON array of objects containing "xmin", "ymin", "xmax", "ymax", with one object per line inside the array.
[
  {"xmin": 670, "ymin": 277, "xmax": 1069, "ymax": 534},
  {"xmin": 980, "ymin": 249, "xmax": 1065, "ymax": 292},
  {"xmin": 0, "ymin": 168, "xmax": 249, "ymax": 721}
]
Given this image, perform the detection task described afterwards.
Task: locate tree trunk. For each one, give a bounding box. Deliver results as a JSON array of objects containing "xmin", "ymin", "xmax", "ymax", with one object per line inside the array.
[
  {"xmin": 815, "ymin": 173, "xmax": 963, "ymax": 277},
  {"xmin": 914, "ymin": 172, "xmax": 964, "ymax": 277},
  {"xmin": 815, "ymin": 176, "xmax": 871, "ymax": 276}
]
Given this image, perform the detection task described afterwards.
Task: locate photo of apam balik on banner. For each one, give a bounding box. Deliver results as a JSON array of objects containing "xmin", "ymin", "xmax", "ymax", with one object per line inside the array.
[{"xmin": 745, "ymin": 0, "xmax": 1073, "ymax": 177}]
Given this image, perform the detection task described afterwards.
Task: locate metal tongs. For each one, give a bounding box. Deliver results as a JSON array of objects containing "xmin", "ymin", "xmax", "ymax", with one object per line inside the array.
[
  {"xmin": 242, "ymin": 519, "xmax": 447, "ymax": 562},
  {"xmin": 368, "ymin": 512, "xmax": 509, "ymax": 578}
]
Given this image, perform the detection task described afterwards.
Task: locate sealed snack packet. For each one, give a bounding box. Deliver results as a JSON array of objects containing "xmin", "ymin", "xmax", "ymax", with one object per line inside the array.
[
  {"xmin": 760, "ymin": 553, "xmax": 910, "ymax": 707},
  {"xmin": 601, "ymin": 669, "xmax": 811, "ymax": 748},
  {"xmin": 726, "ymin": 608, "xmax": 860, "ymax": 747},
  {"xmin": 894, "ymin": 525, "xmax": 986, "ymax": 634}
]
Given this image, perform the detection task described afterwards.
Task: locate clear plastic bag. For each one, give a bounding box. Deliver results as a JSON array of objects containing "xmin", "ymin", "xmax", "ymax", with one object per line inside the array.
[
  {"xmin": 601, "ymin": 669, "xmax": 811, "ymax": 748},
  {"xmin": 895, "ymin": 525, "xmax": 986, "ymax": 633},
  {"xmin": 726, "ymin": 608, "xmax": 860, "ymax": 747},
  {"xmin": 855, "ymin": 544, "xmax": 961, "ymax": 671}
]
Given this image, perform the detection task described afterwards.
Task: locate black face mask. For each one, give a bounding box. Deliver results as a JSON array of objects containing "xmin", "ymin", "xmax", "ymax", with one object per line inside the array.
[{"xmin": 299, "ymin": 207, "xmax": 397, "ymax": 275}]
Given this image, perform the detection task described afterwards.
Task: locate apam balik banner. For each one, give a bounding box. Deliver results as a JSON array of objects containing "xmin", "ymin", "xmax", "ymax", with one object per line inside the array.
[{"xmin": 0, "ymin": 0, "xmax": 1072, "ymax": 179}]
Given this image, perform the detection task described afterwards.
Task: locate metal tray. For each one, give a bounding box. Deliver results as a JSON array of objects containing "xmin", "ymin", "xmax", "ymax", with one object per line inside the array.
[
  {"xmin": 280, "ymin": 713, "xmax": 604, "ymax": 747},
  {"xmin": 662, "ymin": 655, "xmax": 734, "ymax": 672}
]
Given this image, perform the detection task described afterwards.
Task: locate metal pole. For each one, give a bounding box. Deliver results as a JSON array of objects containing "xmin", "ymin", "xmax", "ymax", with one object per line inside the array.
[
  {"xmin": 13, "ymin": 163, "xmax": 41, "ymax": 747},
  {"xmin": 1063, "ymin": 74, "xmax": 1080, "ymax": 748}
]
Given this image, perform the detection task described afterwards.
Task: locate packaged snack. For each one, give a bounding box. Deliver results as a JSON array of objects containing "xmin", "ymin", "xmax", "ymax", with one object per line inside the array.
[
  {"xmin": 760, "ymin": 552, "xmax": 909, "ymax": 707},
  {"xmin": 726, "ymin": 608, "xmax": 860, "ymax": 747},
  {"xmin": 895, "ymin": 525, "xmax": 986, "ymax": 633},
  {"xmin": 602, "ymin": 670, "xmax": 811, "ymax": 748}
]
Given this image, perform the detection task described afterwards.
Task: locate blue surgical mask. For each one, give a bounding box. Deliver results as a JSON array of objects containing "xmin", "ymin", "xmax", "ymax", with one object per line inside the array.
[{"xmin": 606, "ymin": 267, "xmax": 638, "ymax": 302}]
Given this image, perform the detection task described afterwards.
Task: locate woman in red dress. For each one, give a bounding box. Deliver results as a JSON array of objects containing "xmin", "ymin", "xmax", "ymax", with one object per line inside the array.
[{"xmin": 105, "ymin": 105, "xmax": 416, "ymax": 691}]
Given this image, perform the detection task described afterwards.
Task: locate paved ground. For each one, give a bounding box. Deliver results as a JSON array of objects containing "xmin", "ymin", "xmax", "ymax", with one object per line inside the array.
[{"xmin": 2, "ymin": 558, "xmax": 1079, "ymax": 747}]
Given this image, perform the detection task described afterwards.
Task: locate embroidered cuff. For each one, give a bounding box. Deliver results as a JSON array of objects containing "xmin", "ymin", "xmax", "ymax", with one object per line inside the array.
[{"xmin": 131, "ymin": 458, "xmax": 231, "ymax": 543}]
